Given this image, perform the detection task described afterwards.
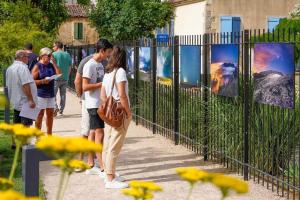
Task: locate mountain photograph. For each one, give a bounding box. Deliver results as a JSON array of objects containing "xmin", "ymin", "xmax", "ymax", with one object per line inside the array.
[
  {"xmin": 253, "ymin": 43, "xmax": 294, "ymax": 109},
  {"xmin": 211, "ymin": 44, "xmax": 239, "ymax": 97}
]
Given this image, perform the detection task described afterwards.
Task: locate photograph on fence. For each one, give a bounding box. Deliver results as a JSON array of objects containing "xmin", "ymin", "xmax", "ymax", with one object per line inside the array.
[
  {"xmin": 210, "ymin": 44, "xmax": 239, "ymax": 97},
  {"xmin": 157, "ymin": 47, "xmax": 173, "ymax": 85},
  {"xmin": 126, "ymin": 47, "xmax": 135, "ymax": 79},
  {"xmin": 89, "ymin": 47, "xmax": 95, "ymax": 55},
  {"xmin": 180, "ymin": 45, "xmax": 201, "ymax": 86},
  {"xmin": 139, "ymin": 47, "xmax": 151, "ymax": 81},
  {"xmin": 82, "ymin": 49, "xmax": 87, "ymax": 58},
  {"xmin": 253, "ymin": 43, "xmax": 295, "ymax": 109}
]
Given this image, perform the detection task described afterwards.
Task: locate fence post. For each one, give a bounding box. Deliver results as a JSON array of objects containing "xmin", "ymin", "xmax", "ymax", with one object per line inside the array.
[
  {"xmin": 134, "ymin": 40, "xmax": 140, "ymax": 125},
  {"xmin": 22, "ymin": 145, "xmax": 52, "ymax": 196},
  {"xmin": 151, "ymin": 38, "xmax": 157, "ymax": 134},
  {"xmin": 243, "ymin": 30, "xmax": 250, "ymax": 181},
  {"xmin": 3, "ymin": 69, "xmax": 10, "ymax": 123},
  {"xmin": 173, "ymin": 36, "xmax": 180, "ymax": 145},
  {"xmin": 203, "ymin": 33, "xmax": 210, "ymax": 161}
]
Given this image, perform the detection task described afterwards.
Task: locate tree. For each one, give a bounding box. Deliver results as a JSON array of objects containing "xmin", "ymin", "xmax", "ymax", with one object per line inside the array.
[
  {"xmin": 89, "ymin": 0, "xmax": 174, "ymax": 41},
  {"xmin": 0, "ymin": 0, "xmax": 54, "ymax": 64},
  {"xmin": 275, "ymin": 5, "xmax": 300, "ymax": 63}
]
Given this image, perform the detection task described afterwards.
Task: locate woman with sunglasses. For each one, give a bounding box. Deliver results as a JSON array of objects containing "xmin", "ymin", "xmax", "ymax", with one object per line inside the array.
[{"xmin": 32, "ymin": 47, "xmax": 61, "ymax": 135}]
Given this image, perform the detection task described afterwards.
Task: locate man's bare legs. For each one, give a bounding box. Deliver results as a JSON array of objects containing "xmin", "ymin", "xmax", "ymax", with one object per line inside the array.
[
  {"xmin": 87, "ymin": 130, "xmax": 95, "ymax": 167},
  {"xmin": 95, "ymin": 128, "xmax": 104, "ymax": 170}
]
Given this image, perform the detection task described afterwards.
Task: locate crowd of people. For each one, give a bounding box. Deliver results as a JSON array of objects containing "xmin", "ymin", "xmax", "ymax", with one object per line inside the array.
[{"xmin": 5, "ymin": 39, "xmax": 132, "ymax": 189}]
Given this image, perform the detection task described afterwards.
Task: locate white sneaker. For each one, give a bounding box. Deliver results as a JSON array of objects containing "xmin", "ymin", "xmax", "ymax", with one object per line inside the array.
[
  {"xmin": 85, "ymin": 167, "xmax": 104, "ymax": 175},
  {"xmin": 105, "ymin": 179, "xmax": 128, "ymax": 189},
  {"xmin": 104, "ymin": 173, "xmax": 125, "ymax": 182}
]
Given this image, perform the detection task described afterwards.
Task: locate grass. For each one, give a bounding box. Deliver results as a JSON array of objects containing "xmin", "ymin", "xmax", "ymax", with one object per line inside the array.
[
  {"xmin": 131, "ymin": 77, "xmax": 300, "ymax": 192},
  {"xmin": 0, "ymin": 133, "xmax": 23, "ymax": 192},
  {"xmin": 0, "ymin": 107, "xmax": 47, "ymax": 199}
]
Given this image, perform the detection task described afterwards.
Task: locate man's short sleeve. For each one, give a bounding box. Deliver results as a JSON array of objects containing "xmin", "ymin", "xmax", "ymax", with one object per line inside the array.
[
  {"xmin": 19, "ymin": 66, "xmax": 33, "ymax": 85},
  {"xmin": 82, "ymin": 61, "xmax": 92, "ymax": 79},
  {"xmin": 116, "ymin": 68, "xmax": 127, "ymax": 84},
  {"xmin": 78, "ymin": 55, "xmax": 92, "ymax": 75}
]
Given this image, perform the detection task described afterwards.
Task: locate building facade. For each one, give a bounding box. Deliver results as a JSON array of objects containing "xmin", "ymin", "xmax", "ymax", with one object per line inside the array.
[
  {"xmin": 168, "ymin": 0, "xmax": 300, "ymax": 36},
  {"xmin": 57, "ymin": 4, "xmax": 98, "ymax": 46}
]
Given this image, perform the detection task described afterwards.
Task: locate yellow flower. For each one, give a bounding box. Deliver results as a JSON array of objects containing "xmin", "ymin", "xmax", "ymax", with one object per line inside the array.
[
  {"xmin": 212, "ymin": 175, "xmax": 248, "ymax": 197},
  {"xmin": 51, "ymin": 159, "xmax": 90, "ymax": 172},
  {"xmin": 0, "ymin": 123, "xmax": 14, "ymax": 132},
  {"xmin": 0, "ymin": 177, "xmax": 13, "ymax": 191},
  {"xmin": 129, "ymin": 181, "xmax": 163, "ymax": 191},
  {"xmin": 122, "ymin": 188, "xmax": 144, "ymax": 199},
  {"xmin": 0, "ymin": 123, "xmax": 44, "ymax": 141},
  {"xmin": 12, "ymin": 125, "xmax": 44, "ymax": 139},
  {"xmin": 176, "ymin": 167, "xmax": 210, "ymax": 184},
  {"xmin": 36, "ymin": 136, "xmax": 102, "ymax": 159},
  {"xmin": 0, "ymin": 190, "xmax": 41, "ymax": 200}
]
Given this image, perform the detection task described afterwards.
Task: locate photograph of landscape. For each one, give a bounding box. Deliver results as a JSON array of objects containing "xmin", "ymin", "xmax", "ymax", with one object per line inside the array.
[
  {"xmin": 253, "ymin": 43, "xmax": 294, "ymax": 108},
  {"xmin": 180, "ymin": 45, "xmax": 201, "ymax": 86},
  {"xmin": 211, "ymin": 44, "xmax": 239, "ymax": 97}
]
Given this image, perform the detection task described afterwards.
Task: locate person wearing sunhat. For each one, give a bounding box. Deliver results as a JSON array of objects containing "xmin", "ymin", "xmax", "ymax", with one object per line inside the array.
[{"xmin": 32, "ymin": 47, "xmax": 61, "ymax": 135}]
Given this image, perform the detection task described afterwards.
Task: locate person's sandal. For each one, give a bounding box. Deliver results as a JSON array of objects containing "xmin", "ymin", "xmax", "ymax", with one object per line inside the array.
[{"xmin": 54, "ymin": 109, "xmax": 59, "ymax": 117}]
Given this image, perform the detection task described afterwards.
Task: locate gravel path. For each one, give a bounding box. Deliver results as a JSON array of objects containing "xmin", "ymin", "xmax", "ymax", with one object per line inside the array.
[{"xmin": 40, "ymin": 91, "xmax": 286, "ymax": 200}]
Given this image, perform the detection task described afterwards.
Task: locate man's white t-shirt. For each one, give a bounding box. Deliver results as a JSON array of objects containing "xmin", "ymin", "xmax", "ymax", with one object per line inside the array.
[
  {"xmin": 6, "ymin": 61, "xmax": 38, "ymax": 111},
  {"xmin": 82, "ymin": 58, "xmax": 104, "ymax": 109},
  {"xmin": 102, "ymin": 68, "xmax": 130, "ymax": 106}
]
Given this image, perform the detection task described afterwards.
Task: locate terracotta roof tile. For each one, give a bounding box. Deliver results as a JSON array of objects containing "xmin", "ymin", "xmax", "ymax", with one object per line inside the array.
[{"xmin": 66, "ymin": 4, "xmax": 89, "ymax": 17}]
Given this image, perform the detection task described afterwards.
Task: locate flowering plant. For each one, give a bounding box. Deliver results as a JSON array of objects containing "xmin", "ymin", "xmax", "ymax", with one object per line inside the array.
[
  {"xmin": 122, "ymin": 181, "xmax": 162, "ymax": 200},
  {"xmin": 36, "ymin": 135, "xmax": 102, "ymax": 200}
]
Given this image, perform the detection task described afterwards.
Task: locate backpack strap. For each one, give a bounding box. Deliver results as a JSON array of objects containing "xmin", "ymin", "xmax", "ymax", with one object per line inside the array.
[{"xmin": 109, "ymin": 69, "xmax": 118, "ymax": 97}]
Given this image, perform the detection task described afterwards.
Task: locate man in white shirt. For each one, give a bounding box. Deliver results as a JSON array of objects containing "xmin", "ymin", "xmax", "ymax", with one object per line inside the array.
[
  {"xmin": 6, "ymin": 50, "xmax": 38, "ymax": 126},
  {"xmin": 82, "ymin": 39, "xmax": 113, "ymax": 175}
]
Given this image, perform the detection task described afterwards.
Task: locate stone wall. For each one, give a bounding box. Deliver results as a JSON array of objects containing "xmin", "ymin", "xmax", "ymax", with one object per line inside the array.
[{"xmin": 57, "ymin": 17, "xmax": 99, "ymax": 46}]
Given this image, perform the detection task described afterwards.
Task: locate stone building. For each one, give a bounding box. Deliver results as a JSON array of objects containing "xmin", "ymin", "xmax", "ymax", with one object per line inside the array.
[
  {"xmin": 57, "ymin": 4, "xmax": 98, "ymax": 46},
  {"xmin": 166, "ymin": 0, "xmax": 300, "ymax": 36}
]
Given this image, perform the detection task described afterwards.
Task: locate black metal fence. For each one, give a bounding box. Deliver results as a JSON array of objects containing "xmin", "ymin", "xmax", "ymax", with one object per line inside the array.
[{"xmin": 67, "ymin": 29, "xmax": 300, "ymax": 199}]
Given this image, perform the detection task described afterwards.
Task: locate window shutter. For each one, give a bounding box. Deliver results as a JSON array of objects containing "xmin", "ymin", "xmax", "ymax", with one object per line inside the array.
[
  {"xmin": 78, "ymin": 23, "xmax": 83, "ymax": 40},
  {"xmin": 268, "ymin": 17, "xmax": 282, "ymax": 32},
  {"xmin": 74, "ymin": 23, "xmax": 79, "ymax": 39},
  {"xmin": 220, "ymin": 16, "xmax": 241, "ymax": 43}
]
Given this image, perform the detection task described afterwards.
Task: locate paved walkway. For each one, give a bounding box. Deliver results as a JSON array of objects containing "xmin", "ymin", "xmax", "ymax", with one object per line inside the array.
[{"xmin": 40, "ymin": 90, "xmax": 286, "ymax": 200}]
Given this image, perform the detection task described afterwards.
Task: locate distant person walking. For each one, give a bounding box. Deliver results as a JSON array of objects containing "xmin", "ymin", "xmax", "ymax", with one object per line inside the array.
[
  {"xmin": 101, "ymin": 46, "xmax": 132, "ymax": 189},
  {"xmin": 6, "ymin": 50, "xmax": 38, "ymax": 126},
  {"xmin": 52, "ymin": 41, "xmax": 72, "ymax": 116},
  {"xmin": 24, "ymin": 43, "xmax": 38, "ymax": 72},
  {"xmin": 32, "ymin": 48, "xmax": 61, "ymax": 135}
]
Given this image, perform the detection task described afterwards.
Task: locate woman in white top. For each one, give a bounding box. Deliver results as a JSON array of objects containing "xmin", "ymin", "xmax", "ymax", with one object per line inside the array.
[{"xmin": 101, "ymin": 46, "xmax": 132, "ymax": 189}]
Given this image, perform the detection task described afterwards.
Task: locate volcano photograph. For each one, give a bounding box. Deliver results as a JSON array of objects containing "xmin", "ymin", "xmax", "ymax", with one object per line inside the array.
[
  {"xmin": 211, "ymin": 44, "xmax": 239, "ymax": 97},
  {"xmin": 253, "ymin": 43, "xmax": 294, "ymax": 109}
]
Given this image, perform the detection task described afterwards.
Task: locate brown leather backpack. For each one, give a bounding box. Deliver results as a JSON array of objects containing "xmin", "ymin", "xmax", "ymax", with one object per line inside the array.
[{"xmin": 97, "ymin": 69, "xmax": 126, "ymax": 128}]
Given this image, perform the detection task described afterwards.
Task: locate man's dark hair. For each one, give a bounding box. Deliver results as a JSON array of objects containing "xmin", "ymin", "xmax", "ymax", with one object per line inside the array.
[
  {"xmin": 54, "ymin": 41, "xmax": 64, "ymax": 49},
  {"xmin": 96, "ymin": 39, "xmax": 113, "ymax": 53},
  {"xmin": 24, "ymin": 43, "xmax": 33, "ymax": 50}
]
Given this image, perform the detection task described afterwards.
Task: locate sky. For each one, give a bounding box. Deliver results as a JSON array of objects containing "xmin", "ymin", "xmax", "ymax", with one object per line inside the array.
[
  {"xmin": 211, "ymin": 44, "xmax": 239, "ymax": 64},
  {"xmin": 180, "ymin": 45, "xmax": 201, "ymax": 85},
  {"xmin": 254, "ymin": 43, "xmax": 294, "ymax": 75}
]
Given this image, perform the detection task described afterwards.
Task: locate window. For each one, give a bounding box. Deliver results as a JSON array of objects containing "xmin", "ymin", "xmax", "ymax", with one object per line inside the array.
[
  {"xmin": 220, "ymin": 16, "xmax": 241, "ymax": 43},
  {"xmin": 74, "ymin": 22, "xmax": 83, "ymax": 40},
  {"xmin": 268, "ymin": 17, "xmax": 283, "ymax": 32},
  {"xmin": 155, "ymin": 19, "xmax": 175, "ymax": 36}
]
